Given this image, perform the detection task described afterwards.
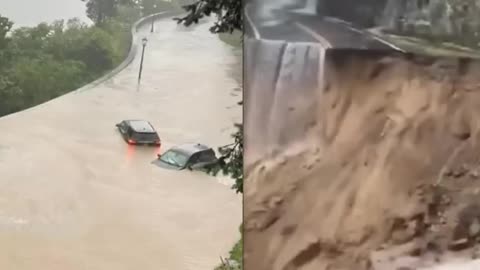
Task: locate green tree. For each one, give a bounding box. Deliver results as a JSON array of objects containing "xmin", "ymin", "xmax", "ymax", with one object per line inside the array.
[
  {"xmin": 0, "ymin": 13, "xmax": 131, "ymax": 118},
  {"xmin": 175, "ymin": 0, "xmax": 243, "ymax": 193},
  {"xmin": 174, "ymin": 0, "xmax": 242, "ymax": 33},
  {"xmin": 209, "ymin": 122, "xmax": 243, "ymax": 193},
  {"xmin": 81, "ymin": 0, "xmax": 119, "ymax": 24},
  {"xmin": 0, "ymin": 14, "xmax": 13, "ymax": 49},
  {"xmin": 0, "ymin": 72, "xmax": 24, "ymax": 116}
]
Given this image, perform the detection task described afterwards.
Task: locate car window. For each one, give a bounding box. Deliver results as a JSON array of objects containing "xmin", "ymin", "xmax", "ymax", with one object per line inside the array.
[
  {"xmin": 197, "ymin": 150, "xmax": 217, "ymax": 162},
  {"xmin": 160, "ymin": 150, "xmax": 189, "ymax": 168},
  {"xmin": 188, "ymin": 153, "xmax": 200, "ymax": 165},
  {"xmin": 127, "ymin": 126, "xmax": 134, "ymax": 136}
]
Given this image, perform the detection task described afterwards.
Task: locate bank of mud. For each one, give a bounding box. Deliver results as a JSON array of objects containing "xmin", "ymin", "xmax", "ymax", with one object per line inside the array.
[{"xmin": 244, "ymin": 49, "xmax": 480, "ymax": 270}]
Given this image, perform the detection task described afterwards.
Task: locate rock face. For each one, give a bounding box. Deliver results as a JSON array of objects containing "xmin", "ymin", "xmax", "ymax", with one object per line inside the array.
[{"xmin": 244, "ymin": 49, "xmax": 480, "ymax": 270}]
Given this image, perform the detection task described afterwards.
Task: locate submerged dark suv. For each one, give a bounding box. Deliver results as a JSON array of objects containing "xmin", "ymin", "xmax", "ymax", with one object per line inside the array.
[{"xmin": 115, "ymin": 120, "xmax": 161, "ymax": 146}]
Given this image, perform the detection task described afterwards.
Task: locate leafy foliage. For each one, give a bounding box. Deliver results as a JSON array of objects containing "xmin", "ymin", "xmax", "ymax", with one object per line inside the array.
[
  {"xmin": 1, "ymin": 1, "xmax": 177, "ymax": 117},
  {"xmin": 81, "ymin": 0, "xmax": 119, "ymax": 25},
  {"xmin": 0, "ymin": 15, "xmax": 13, "ymax": 49},
  {"xmin": 81, "ymin": 0, "xmax": 176, "ymax": 24},
  {"xmin": 174, "ymin": 0, "xmax": 243, "ymax": 193},
  {"xmin": 174, "ymin": 0, "xmax": 242, "ymax": 33},
  {"xmin": 0, "ymin": 4, "xmax": 144, "ymax": 117},
  {"xmin": 318, "ymin": 0, "xmax": 480, "ymax": 47},
  {"xmin": 214, "ymin": 224, "xmax": 243, "ymax": 270},
  {"xmin": 207, "ymin": 123, "xmax": 243, "ymax": 194}
]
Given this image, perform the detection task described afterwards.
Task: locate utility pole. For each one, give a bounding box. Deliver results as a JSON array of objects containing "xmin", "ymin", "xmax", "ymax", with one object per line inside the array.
[{"xmin": 138, "ymin": 37, "xmax": 148, "ymax": 84}]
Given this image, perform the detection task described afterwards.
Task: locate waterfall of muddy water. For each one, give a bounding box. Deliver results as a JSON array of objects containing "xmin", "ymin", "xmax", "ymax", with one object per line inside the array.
[
  {"xmin": 244, "ymin": 49, "xmax": 480, "ymax": 270},
  {"xmin": 244, "ymin": 37, "xmax": 326, "ymax": 166},
  {"xmin": 0, "ymin": 17, "xmax": 241, "ymax": 270}
]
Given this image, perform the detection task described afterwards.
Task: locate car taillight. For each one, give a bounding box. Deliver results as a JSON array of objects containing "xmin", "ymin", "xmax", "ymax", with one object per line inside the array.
[{"xmin": 128, "ymin": 139, "xmax": 135, "ymax": 144}]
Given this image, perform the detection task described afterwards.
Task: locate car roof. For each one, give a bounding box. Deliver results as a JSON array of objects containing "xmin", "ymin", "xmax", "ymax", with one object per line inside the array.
[
  {"xmin": 170, "ymin": 143, "xmax": 212, "ymax": 156},
  {"xmin": 124, "ymin": 120, "xmax": 156, "ymax": 133}
]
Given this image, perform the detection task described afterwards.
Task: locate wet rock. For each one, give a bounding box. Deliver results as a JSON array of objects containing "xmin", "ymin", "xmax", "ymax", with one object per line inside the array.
[
  {"xmin": 452, "ymin": 166, "xmax": 468, "ymax": 178},
  {"xmin": 448, "ymin": 237, "xmax": 470, "ymax": 251},
  {"xmin": 391, "ymin": 230, "xmax": 413, "ymax": 245},
  {"xmin": 453, "ymin": 131, "xmax": 471, "ymax": 141},
  {"xmin": 444, "ymin": 170, "xmax": 454, "ymax": 177},
  {"xmin": 470, "ymin": 170, "xmax": 480, "ymax": 179}
]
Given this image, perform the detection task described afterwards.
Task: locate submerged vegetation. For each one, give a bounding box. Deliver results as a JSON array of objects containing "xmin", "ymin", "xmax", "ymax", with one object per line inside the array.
[{"xmin": 215, "ymin": 225, "xmax": 243, "ymax": 270}]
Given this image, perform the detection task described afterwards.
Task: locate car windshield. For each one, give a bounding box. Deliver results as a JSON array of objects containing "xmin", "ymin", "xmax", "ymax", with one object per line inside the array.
[{"xmin": 159, "ymin": 150, "xmax": 189, "ymax": 168}]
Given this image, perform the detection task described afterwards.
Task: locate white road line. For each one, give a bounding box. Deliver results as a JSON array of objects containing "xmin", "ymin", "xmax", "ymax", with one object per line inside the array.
[
  {"xmin": 370, "ymin": 35, "xmax": 406, "ymax": 52},
  {"xmin": 243, "ymin": 5, "xmax": 328, "ymax": 47},
  {"xmin": 245, "ymin": 5, "xmax": 404, "ymax": 53},
  {"xmin": 294, "ymin": 22, "xmax": 332, "ymax": 48},
  {"xmin": 341, "ymin": 24, "xmax": 406, "ymax": 52}
]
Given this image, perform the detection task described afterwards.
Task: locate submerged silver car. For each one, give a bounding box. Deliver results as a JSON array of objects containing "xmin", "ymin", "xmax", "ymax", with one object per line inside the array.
[{"xmin": 155, "ymin": 143, "xmax": 218, "ymax": 171}]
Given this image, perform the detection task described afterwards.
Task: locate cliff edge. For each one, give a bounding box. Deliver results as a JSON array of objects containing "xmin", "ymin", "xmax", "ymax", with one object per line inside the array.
[{"xmin": 244, "ymin": 49, "xmax": 480, "ymax": 270}]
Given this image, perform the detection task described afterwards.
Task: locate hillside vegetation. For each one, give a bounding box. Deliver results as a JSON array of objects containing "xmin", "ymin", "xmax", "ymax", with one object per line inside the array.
[
  {"xmin": 0, "ymin": 0, "xmax": 177, "ymax": 117},
  {"xmin": 317, "ymin": 0, "xmax": 480, "ymax": 50}
]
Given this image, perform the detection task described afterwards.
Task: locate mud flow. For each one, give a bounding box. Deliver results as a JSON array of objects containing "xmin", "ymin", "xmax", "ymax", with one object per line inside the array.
[{"xmin": 244, "ymin": 48, "xmax": 480, "ymax": 270}]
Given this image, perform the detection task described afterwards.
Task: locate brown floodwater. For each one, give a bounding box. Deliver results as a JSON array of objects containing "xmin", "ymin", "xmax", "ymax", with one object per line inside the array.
[{"xmin": 0, "ymin": 17, "xmax": 242, "ymax": 270}]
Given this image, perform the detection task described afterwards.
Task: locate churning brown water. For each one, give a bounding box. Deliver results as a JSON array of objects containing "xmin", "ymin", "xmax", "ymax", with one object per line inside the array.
[{"xmin": 0, "ymin": 17, "xmax": 242, "ymax": 270}]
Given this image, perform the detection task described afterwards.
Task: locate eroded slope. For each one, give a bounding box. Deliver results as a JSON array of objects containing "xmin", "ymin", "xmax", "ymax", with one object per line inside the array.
[{"xmin": 245, "ymin": 49, "xmax": 480, "ymax": 270}]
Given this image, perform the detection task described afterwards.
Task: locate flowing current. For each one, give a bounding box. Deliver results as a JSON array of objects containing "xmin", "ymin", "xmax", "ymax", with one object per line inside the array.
[
  {"xmin": 0, "ymin": 16, "xmax": 242, "ymax": 270},
  {"xmin": 244, "ymin": 0, "xmax": 327, "ymax": 165},
  {"xmin": 244, "ymin": 39, "xmax": 326, "ymax": 165}
]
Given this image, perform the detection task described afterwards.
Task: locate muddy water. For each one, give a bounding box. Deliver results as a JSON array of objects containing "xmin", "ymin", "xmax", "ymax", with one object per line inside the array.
[
  {"xmin": 244, "ymin": 37, "xmax": 325, "ymax": 165},
  {"xmin": 0, "ymin": 17, "xmax": 241, "ymax": 270}
]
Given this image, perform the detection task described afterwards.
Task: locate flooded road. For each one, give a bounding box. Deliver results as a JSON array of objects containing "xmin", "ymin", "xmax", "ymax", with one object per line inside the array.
[{"xmin": 0, "ymin": 17, "xmax": 242, "ymax": 270}]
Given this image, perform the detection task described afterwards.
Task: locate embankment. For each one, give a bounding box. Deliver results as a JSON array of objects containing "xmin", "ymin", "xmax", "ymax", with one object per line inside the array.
[{"xmin": 244, "ymin": 49, "xmax": 480, "ymax": 270}]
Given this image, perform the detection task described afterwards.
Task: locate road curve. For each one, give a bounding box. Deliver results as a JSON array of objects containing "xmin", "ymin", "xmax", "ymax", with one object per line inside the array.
[
  {"xmin": 0, "ymin": 16, "xmax": 241, "ymax": 270},
  {"xmin": 245, "ymin": 3, "xmax": 403, "ymax": 51}
]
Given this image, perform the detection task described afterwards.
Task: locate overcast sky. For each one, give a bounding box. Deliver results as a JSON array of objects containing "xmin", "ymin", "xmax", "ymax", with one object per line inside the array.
[{"xmin": 0, "ymin": 0, "xmax": 91, "ymax": 28}]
